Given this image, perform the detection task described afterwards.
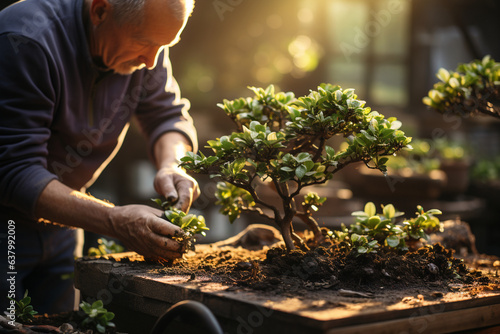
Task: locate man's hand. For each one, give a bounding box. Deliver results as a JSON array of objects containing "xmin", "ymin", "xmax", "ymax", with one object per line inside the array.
[
  {"xmin": 153, "ymin": 132, "xmax": 200, "ymax": 212},
  {"xmin": 35, "ymin": 180, "xmax": 186, "ymax": 261},
  {"xmin": 154, "ymin": 164, "xmax": 200, "ymax": 212},
  {"xmin": 108, "ymin": 204, "xmax": 185, "ymax": 261}
]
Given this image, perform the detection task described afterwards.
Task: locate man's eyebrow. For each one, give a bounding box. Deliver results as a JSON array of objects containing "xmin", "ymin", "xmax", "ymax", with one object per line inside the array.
[
  {"xmin": 134, "ymin": 34, "xmax": 180, "ymax": 47},
  {"xmin": 133, "ymin": 34, "xmax": 156, "ymax": 45}
]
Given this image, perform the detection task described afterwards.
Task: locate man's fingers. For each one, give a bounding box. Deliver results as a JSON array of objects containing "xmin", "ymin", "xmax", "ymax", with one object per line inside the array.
[
  {"xmin": 147, "ymin": 233, "xmax": 184, "ymax": 259},
  {"xmin": 147, "ymin": 226, "xmax": 184, "ymax": 257},
  {"xmin": 154, "ymin": 167, "xmax": 200, "ymax": 212},
  {"xmin": 150, "ymin": 216, "xmax": 184, "ymax": 237},
  {"xmin": 155, "ymin": 175, "xmax": 178, "ymax": 203}
]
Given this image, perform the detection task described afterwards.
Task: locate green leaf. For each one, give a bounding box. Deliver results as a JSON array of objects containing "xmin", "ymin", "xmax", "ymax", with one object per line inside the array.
[
  {"xmin": 295, "ymin": 165, "xmax": 307, "ymax": 179},
  {"xmin": 361, "ymin": 130, "xmax": 376, "ymax": 141},
  {"xmin": 20, "ymin": 296, "xmax": 31, "ymax": 305},
  {"xmin": 386, "ymin": 235, "xmax": 400, "ymax": 247},
  {"xmin": 377, "ymin": 157, "xmax": 389, "ymax": 166},
  {"xmin": 449, "ymin": 77, "xmax": 460, "ymax": 88},
  {"xmin": 425, "ymin": 209, "xmax": 442, "ymax": 215},
  {"xmin": 151, "ymin": 198, "xmax": 164, "ymax": 208},
  {"xmin": 232, "ymin": 158, "xmax": 246, "ymax": 174},
  {"xmin": 364, "ymin": 202, "xmax": 376, "ymax": 217},
  {"xmin": 325, "ymin": 146, "xmax": 335, "ymax": 158},
  {"xmin": 96, "ymin": 324, "xmax": 106, "ymax": 334},
  {"xmin": 390, "ymin": 120, "xmax": 402, "ymax": 130},
  {"xmin": 80, "ymin": 302, "xmax": 91, "ymax": 314},
  {"xmin": 334, "ymin": 90, "xmax": 342, "ymax": 101},
  {"xmin": 303, "ymin": 160, "xmax": 315, "ymax": 171},
  {"xmin": 429, "ymin": 89, "xmax": 443, "ymax": 103},
  {"xmin": 383, "ymin": 204, "xmax": 396, "ymax": 219},
  {"xmin": 422, "ymin": 96, "xmax": 433, "ymax": 106},
  {"xmin": 296, "ymin": 152, "xmax": 310, "ymax": 163},
  {"xmin": 437, "ymin": 68, "xmax": 450, "ymax": 82},
  {"xmin": 347, "ymin": 99, "xmax": 362, "ymax": 109},
  {"xmin": 357, "ymin": 246, "xmax": 368, "ymax": 253},
  {"xmin": 104, "ymin": 312, "xmax": 115, "ymax": 321},
  {"xmin": 92, "ymin": 300, "xmax": 104, "ymax": 310},
  {"xmin": 367, "ymin": 215, "xmax": 381, "ymax": 228}
]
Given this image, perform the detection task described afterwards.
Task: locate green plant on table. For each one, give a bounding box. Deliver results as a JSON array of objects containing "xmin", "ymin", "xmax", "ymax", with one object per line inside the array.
[
  {"xmin": 330, "ymin": 202, "xmax": 443, "ymax": 254},
  {"xmin": 79, "ymin": 300, "xmax": 115, "ymax": 334},
  {"xmin": 423, "ymin": 55, "xmax": 500, "ymax": 119},
  {"xmin": 88, "ymin": 238, "xmax": 124, "ymax": 256},
  {"xmin": 8, "ymin": 290, "xmax": 37, "ymax": 323},
  {"xmin": 152, "ymin": 198, "xmax": 209, "ymax": 251},
  {"xmin": 180, "ymin": 84, "xmax": 412, "ymax": 251}
]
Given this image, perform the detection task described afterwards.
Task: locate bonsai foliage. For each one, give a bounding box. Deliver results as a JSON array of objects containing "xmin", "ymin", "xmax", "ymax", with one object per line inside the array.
[
  {"xmin": 181, "ymin": 84, "xmax": 411, "ymax": 251},
  {"xmin": 330, "ymin": 202, "xmax": 443, "ymax": 254},
  {"xmin": 423, "ymin": 55, "xmax": 500, "ymax": 119},
  {"xmin": 8, "ymin": 290, "xmax": 38, "ymax": 323},
  {"xmin": 152, "ymin": 198, "xmax": 209, "ymax": 251},
  {"xmin": 79, "ymin": 300, "xmax": 115, "ymax": 334}
]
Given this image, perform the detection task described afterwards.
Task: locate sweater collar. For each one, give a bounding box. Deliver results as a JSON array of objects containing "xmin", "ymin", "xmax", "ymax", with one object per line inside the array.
[{"xmin": 77, "ymin": 0, "xmax": 111, "ymax": 73}]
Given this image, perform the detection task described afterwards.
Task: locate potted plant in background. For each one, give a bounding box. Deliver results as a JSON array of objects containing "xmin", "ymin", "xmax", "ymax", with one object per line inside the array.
[
  {"xmin": 423, "ymin": 55, "xmax": 500, "ymax": 119},
  {"xmin": 340, "ymin": 138, "xmax": 447, "ymax": 202},
  {"xmin": 433, "ymin": 138, "xmax": 471, "ymax": 199},
  {"xmin": 423, "ymin": 56, "xmax": 500, "ymax": 256}
]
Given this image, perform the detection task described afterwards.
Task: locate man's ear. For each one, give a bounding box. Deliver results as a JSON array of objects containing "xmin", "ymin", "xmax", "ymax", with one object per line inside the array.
[{"xmin": 89, "ymin": 0, "xmax": 111, "ymax": 26}]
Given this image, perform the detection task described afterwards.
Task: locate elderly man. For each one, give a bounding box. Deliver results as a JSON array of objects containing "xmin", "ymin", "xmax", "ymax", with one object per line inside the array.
[{"xmin": 0, "ymin": 0, "xmax": 199, "ymax": 313}]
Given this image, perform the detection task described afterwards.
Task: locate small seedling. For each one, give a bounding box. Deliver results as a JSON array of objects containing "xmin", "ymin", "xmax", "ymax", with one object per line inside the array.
[
  {"xmin": 79, "ymin": 300, "xmax": 115, "ymax": 334},
  {"xmin": 152, "ymin": 198, "xmax": 209, "ymax": 251},
  {"xmin": 7, "ymin": 290, "xmax": 38, "ymax": 323},
  {"xmin": 330, "ymin": 202, "xmax": 443, "ymax": 254},
  {"xmin": 88, "ymin": 238, "xmax": 124, "ymax": 256}
]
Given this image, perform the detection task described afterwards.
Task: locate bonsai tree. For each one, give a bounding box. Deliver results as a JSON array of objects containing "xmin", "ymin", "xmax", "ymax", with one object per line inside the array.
[
  {"xmin": 423, "ymin": 55, "xmax": 500, "ymax": 119},
  {"xmin": 181, "ymin": 84, "xmax": 411, "ymax": 251}
]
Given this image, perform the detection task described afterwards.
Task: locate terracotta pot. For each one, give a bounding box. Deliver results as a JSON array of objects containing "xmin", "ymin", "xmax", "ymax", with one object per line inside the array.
[
  {"xmin": 439, "ymin": 160, "xmax": 471, "ymax": 197},
  {"xmin": 341, "ymin": 162, "xmax": 446, "ymax": 200}
]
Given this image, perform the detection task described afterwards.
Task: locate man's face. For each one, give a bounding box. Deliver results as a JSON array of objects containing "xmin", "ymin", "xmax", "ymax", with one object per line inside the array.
[{"xmin": 91, "ymin": 0, "xmax": 186, "ymax": 75}]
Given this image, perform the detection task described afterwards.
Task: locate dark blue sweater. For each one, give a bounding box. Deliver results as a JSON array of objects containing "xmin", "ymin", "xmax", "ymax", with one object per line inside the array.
[{"xmin": 0, "ymin": 0, "xmax": 197, "ymax": 228}]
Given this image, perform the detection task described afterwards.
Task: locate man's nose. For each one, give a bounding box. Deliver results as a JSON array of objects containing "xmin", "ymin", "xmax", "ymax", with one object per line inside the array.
[{"xmin": 140, "ymin": 46, "xmax": 161, "ymax": 69}]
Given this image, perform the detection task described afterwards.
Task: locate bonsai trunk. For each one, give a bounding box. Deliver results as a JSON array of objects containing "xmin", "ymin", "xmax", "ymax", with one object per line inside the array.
[
  {"xmin": 279, "ymin": 217, "xmax": 296, "ymax": 251},
  {"xmin": 277, "ymin": 196, "xmax": 298, "ymax": 251},
  {"xmin": 297, "ymin": 212, "xmax": 324, "ymax": 245}
]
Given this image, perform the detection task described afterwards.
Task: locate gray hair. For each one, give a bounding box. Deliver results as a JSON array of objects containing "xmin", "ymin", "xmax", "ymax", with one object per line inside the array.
[{"xmin": 108, "ymin": 0, "xmax": 195, "ymax": 26}]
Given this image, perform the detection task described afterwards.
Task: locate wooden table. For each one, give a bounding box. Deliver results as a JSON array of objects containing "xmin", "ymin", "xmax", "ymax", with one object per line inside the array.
[{"xmin": 74, "ymin": 252, "xmax": 500, "ymax": 334}]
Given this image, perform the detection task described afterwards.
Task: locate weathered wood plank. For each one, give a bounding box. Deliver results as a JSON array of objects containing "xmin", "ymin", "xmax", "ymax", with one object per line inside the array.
[
  {"xmin": 74, "ymin": 255, "xmax": 500, "ymax": 334},
  {"xmin": 325, "ymin": 304, "xmax": 500, "ymax": 334}
]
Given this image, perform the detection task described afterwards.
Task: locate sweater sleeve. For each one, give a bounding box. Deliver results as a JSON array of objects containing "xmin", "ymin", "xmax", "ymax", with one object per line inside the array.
[
  {"xmin": 134, "ymin": 48, "xmax": 198, "ymax": 162},
  {"xmin": 0, "ymin": 34, "xmax": 59, "ymax": 218}
]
